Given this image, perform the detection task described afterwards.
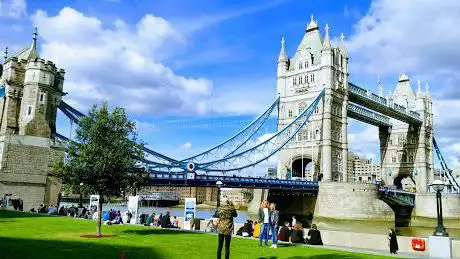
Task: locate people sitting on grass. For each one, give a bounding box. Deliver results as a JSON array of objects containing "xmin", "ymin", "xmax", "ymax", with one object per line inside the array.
[
  {"xmin": 47, "ymin": 205, "xmax": 57, "ymax": 215},
  {"xmin": 253, "ymin": 221, "xmax": 261, "ymax": 238},
  {"xmin": 161, "ymin": 211, "xmax": 172, "ymax": 228},
  {"xmin": 236, "ymin": 220, "xmax": 253, "ymax": 237},
  {"xmin": 157, "ymin": 213, "xmax": 163, "ymax": 227},
  {"xmin": 291, "ymin": 223, "xmax": 305, "ymax": 244},
  {"xmin": 279, "ymin": 221, "xmax": 291, "ymax": 242},
  {"xmin": 172, "ymin": 216, "xmax": 179, "ymax": 228},
  {"xmin": 306, "ymin": 224, "xmax": 323, "ymax": 245},
  {"xmin": 145, "ymin": 213, "xmax": 155, "ymax": 226}
]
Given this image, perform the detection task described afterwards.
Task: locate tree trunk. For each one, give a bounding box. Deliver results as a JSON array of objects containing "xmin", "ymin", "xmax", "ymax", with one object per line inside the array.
[{"xmin": 96, "ymin": 195, "xmax": 103, "ymax": 237}]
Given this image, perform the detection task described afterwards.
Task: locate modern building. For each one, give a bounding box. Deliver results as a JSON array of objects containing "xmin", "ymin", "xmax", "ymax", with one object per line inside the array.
[
  {"xmin": 220, "ymin": 188, "xmax": 253, "ymax": 207},
  {"xmin": 348, "ymin": 152, "xmax": 381, "ymax": 183},
  {"xmin": 140, "ymin": 186, "xmax": 217, "ymax": 204}
]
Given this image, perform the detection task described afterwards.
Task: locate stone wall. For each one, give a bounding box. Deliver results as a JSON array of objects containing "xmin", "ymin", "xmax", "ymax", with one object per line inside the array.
[{"xmin": 0, "ymin": 134, "xmax": 64, "ymax": 211}]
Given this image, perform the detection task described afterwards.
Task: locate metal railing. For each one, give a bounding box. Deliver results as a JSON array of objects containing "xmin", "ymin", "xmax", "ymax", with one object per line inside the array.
[{"xmin": 348, "ymin": 83, "xmax": 422, "ymax": 123}]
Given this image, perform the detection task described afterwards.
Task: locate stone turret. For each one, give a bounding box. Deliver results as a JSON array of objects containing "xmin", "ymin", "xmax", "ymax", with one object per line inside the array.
[
  {"xmin": 0, "ymin": 28, "xmax": 66, "ymax": 211},
  {"xmin": 0, "ymin": 28, "xmax": 65, "ymax": 137}
]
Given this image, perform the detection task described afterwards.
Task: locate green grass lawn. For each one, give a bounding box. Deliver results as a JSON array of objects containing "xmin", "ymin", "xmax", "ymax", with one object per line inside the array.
[{"xmin": 0, "ymin": 210, "xmax": 391, "ymax": 259}]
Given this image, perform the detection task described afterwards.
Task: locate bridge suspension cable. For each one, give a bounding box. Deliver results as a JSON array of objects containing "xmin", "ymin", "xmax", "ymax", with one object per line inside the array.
[
  {"xmin": 56, "ymin": 90, "xmax": 322, "ymax": 174},
  {"xmin": 179, "ymin": 97, "xmax": 279, "ymax": 164},
  {"xmin": 192, "ymin": 89, "xmax": 325, "ymax": 172},
  {"xmin": 433, "ymin": 137, "xmax": 460, "ymax": 192}
]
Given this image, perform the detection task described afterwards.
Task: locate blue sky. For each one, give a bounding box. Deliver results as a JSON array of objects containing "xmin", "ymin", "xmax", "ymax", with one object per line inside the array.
[{"xmin": 1, "ymin": 0, "xmax": 460, "ymax": 169}]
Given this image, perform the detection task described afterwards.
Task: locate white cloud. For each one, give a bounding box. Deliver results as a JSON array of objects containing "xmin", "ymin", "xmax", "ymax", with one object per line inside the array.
[
  {"xmin": 348, "ymin": 124, "xmax": 379, "ymax": 161},
  {"xmin": 31, "ymin": 7, "xmax": 211, "ymax": 116},
  {"xmin": 347, "ymin": 0, "xmax": 460, "ymax": 99},
  {"xmin": 180, "ymin": 141, "xmax": 192, "ymax": 149},
  {"xmin": 0, "ymin": 0, "xmax": 26, "ymax": 19},
  {"xmin": 346, "ymin": 0, "xmax": 460, "ymax": 166}
]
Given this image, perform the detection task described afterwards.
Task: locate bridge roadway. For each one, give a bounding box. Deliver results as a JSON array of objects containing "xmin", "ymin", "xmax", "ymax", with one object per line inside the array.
[
  {"xmin": 147, "ymin": 171, "xmax": 415, "ymax": 207},
  {"xmin": 348, "ymin": 82, "xmax": 422, "ymax": 125}
]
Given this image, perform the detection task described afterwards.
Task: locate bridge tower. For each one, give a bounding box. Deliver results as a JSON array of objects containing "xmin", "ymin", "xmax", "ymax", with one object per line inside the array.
[
  {"xmin": 0, "ymin": 29, "xmax": 66, "ymax": 211},
  {"xmin": 277, "ymin": 16, "xmax": 349, "ymax": 183},
  {"xmin": 379, "ymin": 76, "xmax": 434, "ymax": 193}
]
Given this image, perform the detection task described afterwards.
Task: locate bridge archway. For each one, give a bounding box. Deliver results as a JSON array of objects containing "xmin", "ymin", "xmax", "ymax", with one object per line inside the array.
[{"xmin": 291, "ymin": 158, "xmax": 313, "ymax": 179}]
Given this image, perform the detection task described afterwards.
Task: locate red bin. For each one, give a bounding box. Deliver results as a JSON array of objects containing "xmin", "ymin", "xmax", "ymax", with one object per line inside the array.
[{"xmin": 412, "ymin": 238, "xmax": 425, "ymax": 251}]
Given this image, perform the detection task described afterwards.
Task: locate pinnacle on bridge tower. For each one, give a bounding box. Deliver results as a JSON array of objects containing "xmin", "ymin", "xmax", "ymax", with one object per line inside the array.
[
  {"xmin": 425, "ymin": 82, "xmax": 430, "ymax": 96},
  {"xmin": 322, "ymin": 24, "xmax": 332, "ymax": 50},
  {"xmin": 377, "ymin": 74, "xmax": 384, "ymax": 97},
  {"xmin": 277, "ymin": 37, "xmax": 289, "ymax": 77},
  {"xmin": 278, "ymin": 37, "xmax": 288, "ymax": 63},
  {"xmin": 3, "ymin": 46, "xmax": 8, "ymax": 63},
  {"xmin": 306, "ymin": 14, "xmax": 319, "ymax": 32},
  {"xmin": 416, "ymin": 79, "xmax": 423, "ymax": 98}
]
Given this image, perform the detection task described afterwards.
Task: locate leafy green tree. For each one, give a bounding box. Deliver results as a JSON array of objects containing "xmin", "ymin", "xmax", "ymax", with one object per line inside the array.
[{"xmin": 54, "ymin": 103, "xmax": 147, "ymax": 236}]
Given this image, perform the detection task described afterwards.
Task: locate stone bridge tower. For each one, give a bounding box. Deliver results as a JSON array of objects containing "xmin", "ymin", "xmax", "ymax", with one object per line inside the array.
[
  {"xmin": 277, "ymin": 16, "xmax": 349, "ymax": 183},
  {"xmin": 380, "ymin": 76, "xmax": 434, "ymax": 192},
  {"xmin": 0, "ymin": 29, "xmax": 66, "ymax": 211}
]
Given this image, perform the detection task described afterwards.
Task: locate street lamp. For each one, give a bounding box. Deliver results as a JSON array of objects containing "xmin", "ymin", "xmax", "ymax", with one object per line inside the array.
[
  {"xmin": 430, "ymin": 180, "xmax": 449, "ymax": 237},
  {"xmin": 216, "ymin": 181, "xmax": 223, "ymax": 208},
  {"xmin": 78, "ymin": 183, "xmax": 84, "ymax": 208}
]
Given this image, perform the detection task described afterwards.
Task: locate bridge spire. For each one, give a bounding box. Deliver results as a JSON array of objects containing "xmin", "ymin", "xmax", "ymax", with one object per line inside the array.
[
  {"xmin": 417, "ymin": 80, "xmax": 423, "ymax": 97},
  {"xmin": 377, "ymin": 74, "xmax": 384, "ymax": 97},
  {"xmin": 425, "ymin": 82, "xmax": 429, "ymax": 96},
  {"xmin": 3, "ymin": 46, "xmax": 7, "ymax": 62},
  {"xmin": 278, "ymin": 36, "xmax": 288, "ymax": 63},
  {"xmin": 322, "ymin": 24, "xmax": 332, "ymax": 49},
  {"xmin": 306, "ymin": 14, "xmax": 319, "ymax": 32}
]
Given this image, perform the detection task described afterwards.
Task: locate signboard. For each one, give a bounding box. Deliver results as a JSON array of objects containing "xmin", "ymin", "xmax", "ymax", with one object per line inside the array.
[
  {"xmin": 183, "ymin": 198, "xmax": 196, "ymax": 230},
  {"xmin": 127, "ymin": 196, "xmax": 140, "ymax": 224},
  {"xmin": 88, "ymin": 195, "xmax": 100, "ymax": 211}
]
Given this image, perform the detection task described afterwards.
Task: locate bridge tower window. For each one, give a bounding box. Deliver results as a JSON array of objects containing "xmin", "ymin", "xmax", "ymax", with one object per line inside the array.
[
  {"xmin": 293, "ymin": 77, "xmax": 297, "ymax": 85},
  {"xmin": 305, "ymin": 75, "xmax": 308, "ymax": 83},
  {"xmin": 311, "ymin": 74, "xmax": 315, "ymax": 82},
  {"xmin": 392, "ymin": 156, "xmax": 397, "ymax": 163},
  {"xmin": 288, "ymin": 110, "xmax": 293, "ymax": 118}
]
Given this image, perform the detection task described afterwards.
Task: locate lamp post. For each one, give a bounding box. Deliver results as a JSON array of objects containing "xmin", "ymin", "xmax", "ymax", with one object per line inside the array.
[
  {"xmin": 78, "ymin": 183, "xmax": 84, "ymax": 208},
  {"xmin": 216, "ymin": 181, "xmax": 223, "ymax": 208},
  {"xmin": 430, "ymin": 180, "xmax": 449, "ymax": 237}
]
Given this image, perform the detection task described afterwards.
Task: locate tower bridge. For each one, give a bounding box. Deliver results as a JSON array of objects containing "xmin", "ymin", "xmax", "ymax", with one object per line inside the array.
[{"xmin": 1, "ymin": 19, "xmax": 459, "ymax": 229}]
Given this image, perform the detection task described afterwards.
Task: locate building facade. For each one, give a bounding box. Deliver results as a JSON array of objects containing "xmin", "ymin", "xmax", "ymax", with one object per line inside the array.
[
  {"xmin": 348, "ymin": 152, "xmax": 381, "ymax": 183},
  {"xmin": 0, "ymin": 30, "xmax": 66, "ymax": 211},
  {"xmin": 220, "ymin": 188, "xmax": 253, "ymax": 207},
  {"xmin": 140, "ymin": 186, "xmax": 217, "ymax": 204},
  {"xmin": 276, "ymin": 16, "xmax": 349, "ymax": 182}
]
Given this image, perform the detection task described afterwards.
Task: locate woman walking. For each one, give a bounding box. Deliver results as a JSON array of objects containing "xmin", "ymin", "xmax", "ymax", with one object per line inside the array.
[
  {"xmin": 258, "ymin": 200, "xmax": 270, "ymax": 246},
  {"xmin": 388, "ymin": 228, "xmax": 399, "ymax": 254},
  {"xmin": 269, "ymin": 203, "xmax": 279, "ymax": 248}
]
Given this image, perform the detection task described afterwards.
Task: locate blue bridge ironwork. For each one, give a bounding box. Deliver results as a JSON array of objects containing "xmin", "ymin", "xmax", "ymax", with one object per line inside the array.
[{"xmin": 55, "ymin": 82, "xmax": 458, "ymax": 203}]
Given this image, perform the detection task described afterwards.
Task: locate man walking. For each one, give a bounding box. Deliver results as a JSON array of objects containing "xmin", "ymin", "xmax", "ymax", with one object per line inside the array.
[{"xmin": 217, "ymin": 196, "xmax": 237, "ymax": 259}]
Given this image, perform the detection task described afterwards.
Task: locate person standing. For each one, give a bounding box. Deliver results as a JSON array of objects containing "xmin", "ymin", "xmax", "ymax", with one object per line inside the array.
[
  {"xmin": 388, "ymin": 228, "xmax": 399, "ymax": 254},
  {"xmin": 269, "ymin": 203, "xmax": 279, "ymax": 248},
  {"xmin": 258, "ymin": 200, "xmax": 270, "ymax": 246},
  {"xmin": 217, "ymin": 197, "xmax": 237, "ymax": 259}
]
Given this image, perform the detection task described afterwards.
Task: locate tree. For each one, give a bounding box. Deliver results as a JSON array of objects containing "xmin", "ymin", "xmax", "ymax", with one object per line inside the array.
[{"xmin": 54, "ymin": 103, "xmax": 147, "ymax": 236}]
